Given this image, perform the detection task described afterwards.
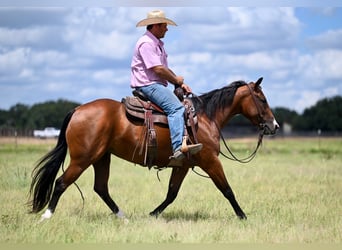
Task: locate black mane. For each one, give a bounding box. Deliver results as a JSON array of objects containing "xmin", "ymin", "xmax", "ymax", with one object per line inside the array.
[{"xmin": 191, "ymin": 81, "xmax": 247, "ymax": 119}]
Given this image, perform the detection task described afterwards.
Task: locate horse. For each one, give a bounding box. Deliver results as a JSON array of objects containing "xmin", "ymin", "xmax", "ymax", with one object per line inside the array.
[{"xmin": 29, "ymin": 77, "xmax": 279, "ymax": 221}]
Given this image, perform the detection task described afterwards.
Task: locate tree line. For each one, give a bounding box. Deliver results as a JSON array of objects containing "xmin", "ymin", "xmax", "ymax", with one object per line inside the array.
[
  {"xmin": 227, "ymin": 95, "xmax": 342, "ymax": 134},
  {"xmin": 0, "ymin": 96, "xmax": 341, "ymax": 135},
  {"xmin": 0, "ymin": 99, "xmax": 81, "ymax": 134},
  {"xmin": 273, "ymin": 95, "xmax": 342, "ymax": 132}
]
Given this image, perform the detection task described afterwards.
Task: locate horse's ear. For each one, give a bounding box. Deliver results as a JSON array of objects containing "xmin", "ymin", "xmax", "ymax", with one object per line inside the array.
[{"xmin": 255, "ymin": 77, "xmax": 263, "ymax": 88}]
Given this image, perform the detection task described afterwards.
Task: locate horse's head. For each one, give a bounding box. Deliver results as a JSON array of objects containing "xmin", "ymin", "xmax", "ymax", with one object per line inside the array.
[{"xmin": 240, "ymin": 77, "xmax": 279, "ymax": 135}]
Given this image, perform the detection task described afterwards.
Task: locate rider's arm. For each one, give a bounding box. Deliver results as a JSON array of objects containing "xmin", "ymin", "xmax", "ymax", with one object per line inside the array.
[{"xmin": 152, "ymin": 65, "xmax": 192, "ymax": 93}]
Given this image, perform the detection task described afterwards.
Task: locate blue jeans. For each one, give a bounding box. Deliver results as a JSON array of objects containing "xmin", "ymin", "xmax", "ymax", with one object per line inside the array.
[{"xmin": 136, "ymin": 83, "xmax": 185, "ymax": 152}]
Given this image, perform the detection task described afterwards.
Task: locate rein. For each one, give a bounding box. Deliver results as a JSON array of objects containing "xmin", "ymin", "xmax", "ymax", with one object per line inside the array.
[
  {"xmin": 158, "ymin": 84, "xmax": 265, "ymax": 182},
  {"xmin": 216, "ymin": 83, "xmax": 265, "ymax": 164},
  {"xmin": 191, "ymin": 83, "xmax": 265, "ymax": 180},
  {"xmin": 217, "ymin": 123, "xmax": 264, "ymax": 163},
  {"xmin": 191, "ymin": 128, "xmax": 263, "ymax": 179}
]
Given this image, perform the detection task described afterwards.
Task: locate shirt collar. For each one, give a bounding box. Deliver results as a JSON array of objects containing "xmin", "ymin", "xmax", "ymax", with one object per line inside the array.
[{"xmin": 145, "ymin": 30, "xmax": 164, "ymax": 46}]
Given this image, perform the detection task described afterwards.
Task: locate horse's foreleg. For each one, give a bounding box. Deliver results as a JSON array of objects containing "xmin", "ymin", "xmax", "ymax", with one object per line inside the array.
[
  {"xmin": 150, "ymin": 167, "xmax": 189, "ymax": 217},
  {"xmin": 203, "ymin": 159, "xmax": 247, "ymax": 219},
  {"xmin": 93, "ymin": 153, "xmax": 125, "ymax": 220}
]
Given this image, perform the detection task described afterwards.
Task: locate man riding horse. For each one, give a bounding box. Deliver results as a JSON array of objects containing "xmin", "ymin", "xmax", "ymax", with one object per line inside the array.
[
  {"xmin": 29, "ymin": 9, "xmax": 279, "ymax": 222},
  {"xmin": 130, "ymin": 10, "xmax": 203, "ymax": 161}
]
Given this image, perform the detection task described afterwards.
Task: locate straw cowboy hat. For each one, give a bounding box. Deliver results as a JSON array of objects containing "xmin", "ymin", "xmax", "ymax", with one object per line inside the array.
[{"xmin": 136, "ymin": 10, "xmax": 177, "ymax": 27}]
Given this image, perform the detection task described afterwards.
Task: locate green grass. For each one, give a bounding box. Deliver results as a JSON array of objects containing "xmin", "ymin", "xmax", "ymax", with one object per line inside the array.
[{"xmin": 0, "ymin": 137, "xmax": 341, "ymax": 243}]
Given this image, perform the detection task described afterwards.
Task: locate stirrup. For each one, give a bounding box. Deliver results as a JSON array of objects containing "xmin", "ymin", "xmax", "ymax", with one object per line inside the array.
[{"xmin": 181, "ymin": 136, "xmax": 202, "ymax": 155}]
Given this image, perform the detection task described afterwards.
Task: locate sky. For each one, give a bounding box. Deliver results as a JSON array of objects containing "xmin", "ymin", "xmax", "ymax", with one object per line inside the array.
[{"xmin": 0, "ymin": 3, "xmax": 342, "ymax": 113}]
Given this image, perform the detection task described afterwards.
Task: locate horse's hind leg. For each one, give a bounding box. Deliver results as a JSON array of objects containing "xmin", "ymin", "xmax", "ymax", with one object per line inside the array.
[
  {"xmin": 150, "ymin": 167, "xmax": 189, "ymax": 217},
  {"xmin": 41, "ymin": 160, "xmax": 89, "ymax": 221},
  {"xmin": 93, "ymin": 153, "xmax": 125, "ymax": 219}
]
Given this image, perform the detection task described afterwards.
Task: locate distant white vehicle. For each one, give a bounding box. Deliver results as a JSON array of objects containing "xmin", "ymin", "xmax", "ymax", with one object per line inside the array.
[{"xmin": 33, "ymin": 127, "xmax": 60, "ymax": 138}]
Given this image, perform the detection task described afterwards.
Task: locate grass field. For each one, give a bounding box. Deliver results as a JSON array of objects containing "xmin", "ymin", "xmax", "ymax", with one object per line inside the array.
[{"xmin": 0, "ymin": 136, "xmax": 341, "ymax": 243}]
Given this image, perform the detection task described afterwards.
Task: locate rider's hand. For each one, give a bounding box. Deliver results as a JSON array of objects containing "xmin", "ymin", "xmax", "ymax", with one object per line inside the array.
[
  {"xmin": 175, "ymin": 75, "xmax": 192, "ymax": 94},
  {"xmin": 181, "ymin": 83, "xmax": 192, "ymax": 94}
]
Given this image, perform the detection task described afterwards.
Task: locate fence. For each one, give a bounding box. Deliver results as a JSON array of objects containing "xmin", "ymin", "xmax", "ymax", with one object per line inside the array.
[
  {"xmin": 0, "ymin": 128, "xmax": 33, "ymax": 137},
  {"xmin": 0, "ymin": 127, "xmax": 341, "ymax": 139}
]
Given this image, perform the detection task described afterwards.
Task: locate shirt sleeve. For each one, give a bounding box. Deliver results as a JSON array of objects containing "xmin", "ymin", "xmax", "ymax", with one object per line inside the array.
[{"xmin": 139, "ymin": 42, "xmax": 163, "ymax": 69}]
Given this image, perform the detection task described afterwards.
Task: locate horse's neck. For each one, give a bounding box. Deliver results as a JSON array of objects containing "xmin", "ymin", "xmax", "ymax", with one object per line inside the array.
[
  {"xmin": 214, "ymin": 107, "xmax": 238, "ymax": 129},
  {"xmin": 218, "ymin": 91, "xmax": 246, "ymax": 128}
]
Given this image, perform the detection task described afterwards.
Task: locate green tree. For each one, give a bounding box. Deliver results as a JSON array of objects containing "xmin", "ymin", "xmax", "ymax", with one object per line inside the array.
[
  {"xmin": 0, "ymin": 99, "xmax": 80, "ymax": 130},
  {"xmin": 28, "ymin": 99, "xmax": 80, "ymax": 129},
  {"xmin": 272, "ymin": 107, "xmax": 299, "ymax": 127},
  {"xmin": 296, "ymin": 96, "xmax": 342, "ymax": 131},
  {"xmin": 0, "ymin": 109, "xmax": 9, "ymax": 127},
  {"xmin": 8, "ymin": 103, "xmax": 30, "ymax": 129}
]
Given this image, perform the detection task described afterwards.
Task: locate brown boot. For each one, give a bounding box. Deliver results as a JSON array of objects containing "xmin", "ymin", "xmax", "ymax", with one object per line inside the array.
[{"xmin": 170, "ymin": 149, "xmax": 185, "ymax": 161}]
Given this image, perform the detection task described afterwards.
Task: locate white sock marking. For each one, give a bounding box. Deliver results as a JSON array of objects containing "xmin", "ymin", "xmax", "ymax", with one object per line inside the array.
[
  {"xmin": 39, "ymin": 209, "xmax": 52, "ymax": 222},
  {"xmin": 116, "ymin": 209, "xmax": 129, "ymax": 224}
]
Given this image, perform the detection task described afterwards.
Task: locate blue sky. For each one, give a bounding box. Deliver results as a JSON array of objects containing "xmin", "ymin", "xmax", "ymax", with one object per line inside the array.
[{"xmin": 0, "ymin": 5, "xmax": 341, "ymax": 113}]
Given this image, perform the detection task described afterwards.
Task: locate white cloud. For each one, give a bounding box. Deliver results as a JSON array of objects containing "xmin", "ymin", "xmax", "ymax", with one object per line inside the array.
[
  {"xmin": 296, "ymin": 49, "xmax": 342, "ymax": 84},
  {"xmin": 92, "ymin": 70, "xmax": 115, "ymax": 82},
  {"xmin": 0, "ymin": 47, "xmax": 30, "ymax": 75},
  {"xmin": 171, "ymin": 7, "xmax": 300, "ymax": 54},
  {"xmin": 45, "ymin": 82, "xmax": 66, "ymax": 91},
  {"xmin": 67, "ymin": 30, "xmax": 134, "ymax": 59},
  {"xmin": 0, "ymin": 27, "xmax": 43, "ymax": 46},
  {"xmin": 0, "ymin": 26, "xmax": 66, "ymax": 51},
  {"xmin": 0, "ymin": 7, "xmax": 341, "ymax": 115},
  {"xmin": 308, "ymin": 29, "xmax": 342, "ymax": 50},
  {"xmin": 295, "ymin": 87, "xmax": 338, "ymax": 111},
  {"xmin": 63, "ymin": 7, "xmax": 139, "ymax": 59},
  {"xmin": 295, "ymin": 91, "xmax": 324, "ymax": 112},
  {"xmin": 31, "ymin": 50, "xmax": 69, "ymax": 67},
  {"xmin": 324, "ymin": 87, "xmax": 339, "ymax": 96}
]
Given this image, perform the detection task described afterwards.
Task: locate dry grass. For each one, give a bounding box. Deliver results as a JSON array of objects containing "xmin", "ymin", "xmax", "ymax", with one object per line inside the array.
[{"xmin": 0, "ymin": 136, "xmax": 341, "ymax": 243}]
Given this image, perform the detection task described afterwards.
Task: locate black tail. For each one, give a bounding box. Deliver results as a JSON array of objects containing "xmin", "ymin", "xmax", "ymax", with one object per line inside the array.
[{"xmin": 29, "ymin": 109, "xmax": 75, "ymax": 213}]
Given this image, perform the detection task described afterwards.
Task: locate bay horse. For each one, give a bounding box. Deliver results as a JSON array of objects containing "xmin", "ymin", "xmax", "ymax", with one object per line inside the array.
[{"xmin": 29, "ymin": 77, "xmax": 279, "ymax": 221}]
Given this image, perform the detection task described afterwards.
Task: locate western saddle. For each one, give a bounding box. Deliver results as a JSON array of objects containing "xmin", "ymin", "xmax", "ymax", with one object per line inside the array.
[{"xmin": 122, "ymin": 87, "xmax": 199, "ymax": 168}]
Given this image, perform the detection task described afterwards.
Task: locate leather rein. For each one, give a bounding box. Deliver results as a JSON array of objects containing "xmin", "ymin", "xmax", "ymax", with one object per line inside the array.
[{"xmin": 217, "ymin": 83, "xmax": 265, "ymax": 164}]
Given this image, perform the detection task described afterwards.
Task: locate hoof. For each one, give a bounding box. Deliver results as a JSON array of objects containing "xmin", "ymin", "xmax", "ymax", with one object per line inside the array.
[
  {"xmin": 39, "ymin": 209, "xmax": 52, "ymax": 223},
  {"xmin": 149, "ymin": 211, "xmax": 159, "ymax": 218},
  {"xmin": 116, "ymin": 209, "xmax": 129, "ymax": 224},
  {"xmin": 116, "ymin": 209, "xmax": 125, "ymax": 218},
  {"xmin": 238, "ymin": 213, "xmax": 247, "ymax": 220}
]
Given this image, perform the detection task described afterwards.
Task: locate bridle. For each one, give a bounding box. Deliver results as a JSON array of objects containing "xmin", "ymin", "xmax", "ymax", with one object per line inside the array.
[
  {"xmin": 191, "ymin": 83, "xmax": 266, "ymax": 179},
  {"xmin": 246, "ymin": 83, "xmax": 268, "ymax": 132},
  {"xmin": 192, "ymin": 83, "xmax": 265, "ymax": 178},
  {"xmin": 217, "ymin": 82, "xmax": 265, "ymax": 164}
]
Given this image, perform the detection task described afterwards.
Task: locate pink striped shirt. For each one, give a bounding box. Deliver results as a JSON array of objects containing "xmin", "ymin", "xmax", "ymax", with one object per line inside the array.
[{"xmin": 130, "ymin": 31, "xmax": 168, "ymax": 88}]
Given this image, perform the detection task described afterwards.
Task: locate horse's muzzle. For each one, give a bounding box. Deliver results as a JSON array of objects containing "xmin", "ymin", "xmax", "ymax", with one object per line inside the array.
[{"xmin": 260, "ymin": 119, "xmax": 279, "ymax": 135}]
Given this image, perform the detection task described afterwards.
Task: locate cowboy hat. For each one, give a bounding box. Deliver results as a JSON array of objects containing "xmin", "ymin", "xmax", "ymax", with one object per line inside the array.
[{"xmin": 136, "ymin": 10, "xmax": 177, "ymax": 27}]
